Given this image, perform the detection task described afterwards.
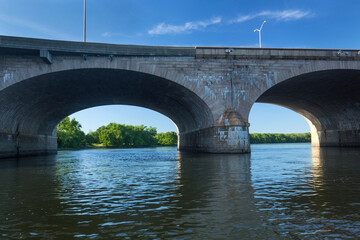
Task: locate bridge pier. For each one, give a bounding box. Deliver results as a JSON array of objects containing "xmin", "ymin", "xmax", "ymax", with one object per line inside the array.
[
  {"xmin": 179, "ymin": 125, "xmax": 250, "ymax": 153},
  {"xmin": 312, "ymin": 129, "xmax": 360, "ymax": 147},
  {"xmin": 0, "ymin": 133, "xmax": 57, "ymax": 159}
]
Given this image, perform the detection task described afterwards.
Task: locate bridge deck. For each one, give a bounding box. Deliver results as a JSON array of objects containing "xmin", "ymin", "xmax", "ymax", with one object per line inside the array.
[
  {"xmin": 0, "ymin": 35, "xmax": 359, "ymax": 60},
  {"xmin": 0, "ymin": 35, "xmax": 195, "ymax": 57}
]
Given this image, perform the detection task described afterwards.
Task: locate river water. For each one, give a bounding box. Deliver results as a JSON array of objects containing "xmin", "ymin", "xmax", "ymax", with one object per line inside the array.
[{"xmin": 0, "ymin": 143, "xmax": 359, "ymax": 239}]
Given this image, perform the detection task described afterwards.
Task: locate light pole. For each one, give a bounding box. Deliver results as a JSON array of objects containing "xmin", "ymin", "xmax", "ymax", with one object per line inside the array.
[
  {"xmin": 254, "ymin": 20, "xmax": 266, "ymax": 48},
  {"xmin": 83, "ymin": 0, "xmax": 86, "ymax": 42}
]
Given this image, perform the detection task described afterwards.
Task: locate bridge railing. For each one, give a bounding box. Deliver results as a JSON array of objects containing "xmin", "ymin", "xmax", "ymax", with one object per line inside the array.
[
  {"xmin": 1, "ymin": 35, "xmax": 359, "ymax": 60},
  {"xmin": 0, "ymin": 35, "xmax": 195, "ymax": 57},
  {"xmin": 195, "ymin": 47, "xmax": 360, "ymax": 60}
]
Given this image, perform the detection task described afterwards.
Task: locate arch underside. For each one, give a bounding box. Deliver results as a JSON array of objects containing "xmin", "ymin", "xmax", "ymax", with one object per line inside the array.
[
  {"xmin": 0, "ymin": 69, "xmax": 215, "ymax": 158},
  {"xmin": 256, "ymin": 69, "xmax": 360, "ymax": 147},
  {"xmin": 0, "ymin": 69, "xmax": 213, "ymax": 135}
]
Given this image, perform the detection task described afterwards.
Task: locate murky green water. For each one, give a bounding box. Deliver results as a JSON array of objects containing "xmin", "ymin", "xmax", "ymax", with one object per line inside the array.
[{"xmin": 0, "ymin": 143, "xmax": 359, "ymax": 239}]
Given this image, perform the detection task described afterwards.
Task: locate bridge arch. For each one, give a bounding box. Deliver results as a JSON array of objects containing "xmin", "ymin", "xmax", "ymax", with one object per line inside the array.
[
  {"xmin": 250, "ymin": 69, "xmax": 360, "ymax": 147},
  {"xmin": 2, "ymin": 36, "xmax": 360, "ymax": 157},
  {"xmin": 0, "ymin": 68, "xmax": 215, "ymax": 158}
]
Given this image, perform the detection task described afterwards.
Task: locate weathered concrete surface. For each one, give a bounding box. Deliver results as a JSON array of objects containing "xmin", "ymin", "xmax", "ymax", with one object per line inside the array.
[
  {"xmin": 0, "ymin": 36, "xmax": 360, "ymax": 158},
  {"xmin": 0, "ymin": 133, "xmax": 57, "ymax": 158},
  {"xmin": 179, "ymin": 126, "xmax": 250, "ymax": 153}
]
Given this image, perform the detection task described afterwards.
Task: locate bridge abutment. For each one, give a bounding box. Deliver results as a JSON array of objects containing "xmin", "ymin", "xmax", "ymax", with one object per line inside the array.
[
  {"xmin": 0, "ymin": 133, "xmax": 57, "ymax": 159},
  {"xmin": 179, "ymin": 126, "xmax": 250, "ymax": 153},
  {"xmin": 312, "ymin": 129, "xmax": 360, "ymax": 147}
]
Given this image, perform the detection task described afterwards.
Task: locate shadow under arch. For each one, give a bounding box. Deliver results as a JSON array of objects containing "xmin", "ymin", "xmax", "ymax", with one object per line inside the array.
[
  {"xmin": 0, "ymin": 68, "xmax": 214, "ymax": 157},
  {"xmin": 252, "ymin": 69, "xmax": 360, "ymax": 147}
]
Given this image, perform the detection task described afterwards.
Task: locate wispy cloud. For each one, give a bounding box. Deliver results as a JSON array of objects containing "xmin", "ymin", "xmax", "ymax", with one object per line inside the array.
[
  {"xmin": 102, "ymin": 32, "xmax": 112, "ymax": 37},
  {"xmin": 0, "ymin": 13, "xmax": 72, "ymax": 39},
  {"xmin": 232, "ymin": 10, "xmax": 312, "ymax": 23},
  {"xmin": 148, "ymin": 10, "xmax": 311, "ymax": 35},
  {"xmin": 102, "ymin": 32, "xmax": 143, "ymax": 38},
  {"xmin": 148, "ymin": 17, "xmax": 221, "ymax": 35}
]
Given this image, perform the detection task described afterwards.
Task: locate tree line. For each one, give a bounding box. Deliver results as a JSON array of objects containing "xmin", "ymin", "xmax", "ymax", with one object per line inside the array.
[
  {"xmin": 56, "ymin": 117, "xmax": 311, "ymax": 149},
  {"xmin": 57, "ymin": 117, "xmax": 177, "ymax": 148},
  {"xmin": 250, "ymin": 133, "xmax": 311, "ymax": 144}
]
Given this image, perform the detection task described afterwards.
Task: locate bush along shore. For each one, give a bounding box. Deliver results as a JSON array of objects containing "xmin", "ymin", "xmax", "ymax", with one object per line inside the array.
[
  {"xmin": 250, "ymin": 133, "xmax": 311, "ymax": 144},
  {"xmin": 57, "ymin": 117, "xmax": 310, "ymax": 149},
  {"xmin": 57, "ymin": 117, "xmax": 177, "ymax": 149}
]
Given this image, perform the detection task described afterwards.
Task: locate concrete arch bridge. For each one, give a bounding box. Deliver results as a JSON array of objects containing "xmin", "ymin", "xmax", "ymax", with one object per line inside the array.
[{"xmin": 0, "ymin": 36, "xmax": 359, "ymax": 158}]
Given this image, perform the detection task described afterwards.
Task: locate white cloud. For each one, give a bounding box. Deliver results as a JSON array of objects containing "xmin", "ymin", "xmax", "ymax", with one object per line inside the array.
[
  {"xmin": 232, "ymin": 10, "xmax": 312, "ymax": 23},
  {"xmin": 148, "ymin": 17, "xmax": 221, "ymax": 35},
  {"xmin": 148, "ymin": 10, "xmax": 311, "ymax": 35}
]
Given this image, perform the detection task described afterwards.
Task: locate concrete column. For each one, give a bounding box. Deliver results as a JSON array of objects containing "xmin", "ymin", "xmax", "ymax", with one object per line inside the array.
[
  {"xmin": 0, "ymin": 132, "xmax": 57, "ymax": 159},
  {"xmin": 178, "ymin": 125, "xmax": 250, "ymax": 153}
]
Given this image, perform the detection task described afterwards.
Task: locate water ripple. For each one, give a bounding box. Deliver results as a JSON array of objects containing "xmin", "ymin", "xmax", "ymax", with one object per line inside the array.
[{"xmin": 0, "ymin": 145, "xmax": 359, "ymax": 239}]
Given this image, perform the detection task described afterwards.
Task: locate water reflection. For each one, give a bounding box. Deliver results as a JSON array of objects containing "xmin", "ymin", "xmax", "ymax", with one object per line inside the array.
[
  {"xmin": 175, "ymin": 152, "xmax": 275, "ymax": 239},
  {"xmin": 309, "ymin": 147, "xmax": 360, "ymax": 238},
  {"xmin": 53, "ymin": 150, "xmax": 274, "ymax": 239},
  {"xmin": 311, "ymin": 147, "xmax": 360, "ymax": 209},
  {"xmin": 0, "ymin": 145, "xmax": 359, "ymax": 239},
  {"xmin": 0, "ymin": 155, "xmax": 59, "ymax": 239}
]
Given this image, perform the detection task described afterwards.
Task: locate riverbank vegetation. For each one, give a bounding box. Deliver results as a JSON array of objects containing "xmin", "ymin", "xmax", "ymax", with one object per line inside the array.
[
  {"xmin": 57, "ymin": 117, "xmax": 311, "ymax": 149},
  {"xmin": 250, "ymin": 133, "xmax": 311, "ymax": 144},
  {"xmin": 57, "ymin": 117, "xmax": 177, "ymax": 148}
]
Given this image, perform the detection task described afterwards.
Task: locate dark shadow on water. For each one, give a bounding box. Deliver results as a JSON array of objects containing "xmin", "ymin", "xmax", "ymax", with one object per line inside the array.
[{"xmin": 0, "ymin": 154, "xmax": 57, "ymax": 169}]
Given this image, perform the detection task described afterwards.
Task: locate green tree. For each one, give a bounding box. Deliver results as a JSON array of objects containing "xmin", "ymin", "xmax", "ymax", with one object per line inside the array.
[
  {"xmin": 249, "ymin": 133, "xmax": 311, "ymax": 144},
  {"xmin": 85, "ymin": 131, "xmax": 97, "ymax": 145},
  {"xmin": 57, "ymin": 117, "xmax": 87, "ymax": 148},
  {"xmin": 156, "ymin": 131, "xmax": 178, "ymax": 146},
  {"xmin": 94, "ymin": 123, "xmax": 158, "ymax": 147}
]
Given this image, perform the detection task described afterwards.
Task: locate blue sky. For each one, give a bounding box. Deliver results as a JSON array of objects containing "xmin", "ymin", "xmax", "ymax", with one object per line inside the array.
[{"xmin": 1, "ymin": 0, "xmax": 359, "ymax": 133}]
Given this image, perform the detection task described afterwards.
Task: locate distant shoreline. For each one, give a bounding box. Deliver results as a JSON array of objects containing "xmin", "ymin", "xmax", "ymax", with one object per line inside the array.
[
  {"xmin": 58, "ymin": 131, "xmax": 311, "ymax": 150},
  {"xmin": 58, "ymin": 145, "xmax": 177, "ymax": 151},
  {"xmin": 58, "ymin": 141, "xmax": 312, "ymax": 151},
  {"xmin": 250, "ymin": 133, "xmax": 311, "ymax": 144}
]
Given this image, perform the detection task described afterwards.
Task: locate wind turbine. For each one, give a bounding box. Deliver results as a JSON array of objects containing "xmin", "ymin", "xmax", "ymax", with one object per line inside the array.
[{"xmin": 254, "ymin": 20, "xmax": 266, "ymax": 48}]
